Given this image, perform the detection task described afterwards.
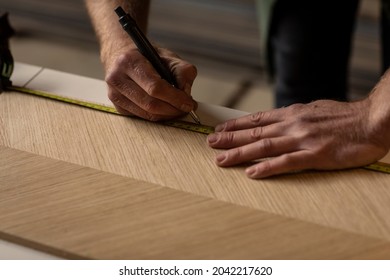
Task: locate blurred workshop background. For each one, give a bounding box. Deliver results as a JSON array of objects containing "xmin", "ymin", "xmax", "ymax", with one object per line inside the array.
[{"xmin": 1, "ymin": 0, "xmax": 381, "ymax": 113}]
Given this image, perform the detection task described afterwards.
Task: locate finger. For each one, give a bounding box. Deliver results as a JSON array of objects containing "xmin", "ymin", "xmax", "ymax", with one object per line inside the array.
[
  {"xmin": 108, "ymin": 89, "xmax": 179, "ymax": 121},
  {"xmin": 107, "ymin": 70, "xmax": 187, "ymax": 117},
  {"xmin": 207, "ymin": 124, "xmax": 281, "ymax": 149},
  {"xmin": 245, "ymin": 151, "xmax": 314, "ymax": 179},
  {"xmin": 159, "ymin": 51, "xmax": 197, "ymax": 96},
  {"xmin": 215, "ymin": 136, "xmax": 298, "ymax": 167},
  {"xmin": 112, "ymin": 104, "xmax": 132, "ymax": 116},
  {"xmin": 123, "ymin": 52, "xmax": 197, "ymax": 113},
  {"xmin": 215, "ymin": 109, "xmax": 284, "ymax": 132}
]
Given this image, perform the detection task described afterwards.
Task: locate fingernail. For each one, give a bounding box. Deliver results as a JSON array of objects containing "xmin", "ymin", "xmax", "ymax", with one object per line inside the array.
[
  {"xmin": 215, "ymin": 123, "xmax": 226, "ymax": 132},
  {"xmin": 246, "ymin": 167, "xmax": 256, "ymax": 177},
  {"xmin": 181, "ymin": 103, "xmax": 193, "ymax": 112},
  {"xmin": 207, "ymin": 133, "xmax": 218, "ymax": 144},
  {"xmin": 216, "ymin": 153, "xmax": 226, "ymax": 163}
]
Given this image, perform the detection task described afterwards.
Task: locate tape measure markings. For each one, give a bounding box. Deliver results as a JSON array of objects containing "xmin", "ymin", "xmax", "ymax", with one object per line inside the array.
[
  {"xmin": 162, "ymin": 120, "xmax": 214, "ymax": 134},
  {"xmin": 8, "ymin": 86, "xmax": 119, "ymax": 114},
  {"xmin": 363, "ymin": 162, "xmax": 390, "ymax": 174},
  {"xmin": 7, "ymin": 85, "xmax": 214, "ymax": 134}
]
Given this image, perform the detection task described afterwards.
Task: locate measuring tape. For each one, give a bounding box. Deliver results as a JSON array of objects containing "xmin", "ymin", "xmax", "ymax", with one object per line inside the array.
[
  {"xmin": 6, "ymin": 85, "xmax": 389, "ymax": 174},
  {"xmin": 9, "ymin": 85, "xmax": 119, "ymax": 114},
  {"xmin": 363, "ymin": 161, "xmax": 390, "ymax": 174},
  {"xmin": 7, "ymin": 85, "xmax": 214, "ymax": 135}
]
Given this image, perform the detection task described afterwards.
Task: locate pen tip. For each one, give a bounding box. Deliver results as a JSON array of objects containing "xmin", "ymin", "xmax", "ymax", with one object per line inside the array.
[{"xmin": 190, "ymin": 111, "xmax": 201, "ymax": 125}]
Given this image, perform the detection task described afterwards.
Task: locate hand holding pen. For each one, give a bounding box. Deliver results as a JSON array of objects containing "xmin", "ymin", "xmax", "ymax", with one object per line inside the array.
[{"xmin": 102, "ymin": 6, "xmax": 199, "ymax": 123}]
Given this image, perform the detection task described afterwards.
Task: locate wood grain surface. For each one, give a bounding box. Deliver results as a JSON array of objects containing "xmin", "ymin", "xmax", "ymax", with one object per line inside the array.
[
  {"xmin": 1, "ymin": 90, "xmax": 390, "ymax": 244},
  {"xmin": 2, "ymin": 146, "xmax": 390, "ymax": 259}
]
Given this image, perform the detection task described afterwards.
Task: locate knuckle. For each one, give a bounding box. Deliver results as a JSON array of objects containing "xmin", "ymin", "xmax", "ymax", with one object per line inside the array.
[
  {"xmin": 303, "ymin": 126, "xmax": 318, "ymax": 138},
  {"xmin": 107, "ymin": 77, "xmax": 136, "ymax": 98},
  {"xmin": 116, "ymin": 51, "xmax": 142, "ymax": 67},
  {"xmin": 105, "ymin": 69, "xmax": 121, "ymax": 87},
  {"xmin": 133, "ymin": 64, "xmax": 148, "ymax": 79},
  {"xmin": 250, "ymin": 111, "xmax": 265, "ymax": 125},
  {"xmin": 224, "ymin": 132, "xmax": 235, "ymax": 144},
  {"xmin": 280, "ymin": 154, "xmax": 294, "ymax": 166},
  {"xmin": 280, "ymin": 153, "xmax": 305, "ymax": 171},
  {"xmin": 288, "ymin": 103, "xmax": 305, "ymax": 113},
  {"xmin": 115, "ymin": 53, "xmax": 129, "ymax": 66},
  {"xmin": 259, "ymin": 138, "xmax": 273, "ymax": 152},
  {"xmin": 107, "ymin": 90, "xmax": 120, "ymax": 104},
  {"xmin": 146, "ymin": 80, "xmax": 164, "ymax": 97},
  {"xmin": 250, "ymin": 127, "xmax": 264, "ymax": 140},
  {"xmin": 143, "ymin": 99, "xmax": 160, "ymax": 114},
  {"xmin": 115, "ymin": 52, "xmax": 145, "ymax": 72},
  {"xmin": 230, "ymin": 147, "xmax": 243, "ymax": 161},
  {"xmin": 286, "ymin": 104, "xmax": 311, "ymax": 125},
  {"xmin": 260, "ymin": 160, "xmax": 273, "ymax": 174},
  {"xmin": 287, "ymin": 104, "xmax": 308, "ymax": 121}
]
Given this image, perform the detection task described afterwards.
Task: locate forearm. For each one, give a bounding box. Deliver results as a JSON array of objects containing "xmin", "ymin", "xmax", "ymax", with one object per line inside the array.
[
  {"xmin": 85, "ymin": 0, "xmax": 151, "ymax": 65},
  {"xmin": 368, "ymin": 69, "xmax": 390, "ymax": 150}
]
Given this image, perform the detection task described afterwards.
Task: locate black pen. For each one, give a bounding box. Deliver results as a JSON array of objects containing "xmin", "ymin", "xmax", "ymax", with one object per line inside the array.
[{"xmin": 114, "ymin": 6, "xmax": 201, "ymax": 124}]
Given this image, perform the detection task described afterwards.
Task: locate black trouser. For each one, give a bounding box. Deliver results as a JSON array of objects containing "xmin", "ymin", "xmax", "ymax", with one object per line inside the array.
[
  {"xmin": 269, "ymin": 0, "xmax": 361, "ymax": 107},
  {"xmin": 381, "ymin": 0, "xmax": 390, "ymax": 71}
]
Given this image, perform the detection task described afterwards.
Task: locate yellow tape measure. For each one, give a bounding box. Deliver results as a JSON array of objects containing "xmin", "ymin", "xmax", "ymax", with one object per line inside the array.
[
  {"xmin": 7, "ymin": 85, "xmax": 389, "ymax": 174},
  {"xmin": 163, "ymin": 120, "xmax": 214, "ymax": 134},
  {"xmin": 9, "ymin": 85, "xmax": 119, "ymax": 114},
  {"xmin": 364, "ymin": 162, "xmax": 390, "ymax": 174},
  {"xmin": 7, "ymin": 85, "xmax": 214, "ymax": 135}
]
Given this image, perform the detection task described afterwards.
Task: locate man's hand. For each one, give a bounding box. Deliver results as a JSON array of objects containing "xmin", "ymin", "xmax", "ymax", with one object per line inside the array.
[
  {"xmin": 104, "ymin": 45, "xmax": 198, "ymax": 121},
  {"xmin": 207, "ymin": 99, "xmax": 389, "ymax": 179},
  {"xmin": 85, "ymin": 0, "xmax": 197, "ymax": 121}
]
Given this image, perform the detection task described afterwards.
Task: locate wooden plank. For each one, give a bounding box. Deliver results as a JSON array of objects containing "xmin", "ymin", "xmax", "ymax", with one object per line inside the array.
[
  {"xmin": 1, "ymin": 146, "xmax": 390, "ymax": 259},
  {"xmin": 1, "ymin": 87, "xmax": 390, "ymax": 244}
]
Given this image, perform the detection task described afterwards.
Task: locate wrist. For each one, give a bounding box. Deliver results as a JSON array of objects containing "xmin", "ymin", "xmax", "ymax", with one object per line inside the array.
[{"xmin": 367, "ymin": 71, "xmax": 390, "ymax": 151}]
